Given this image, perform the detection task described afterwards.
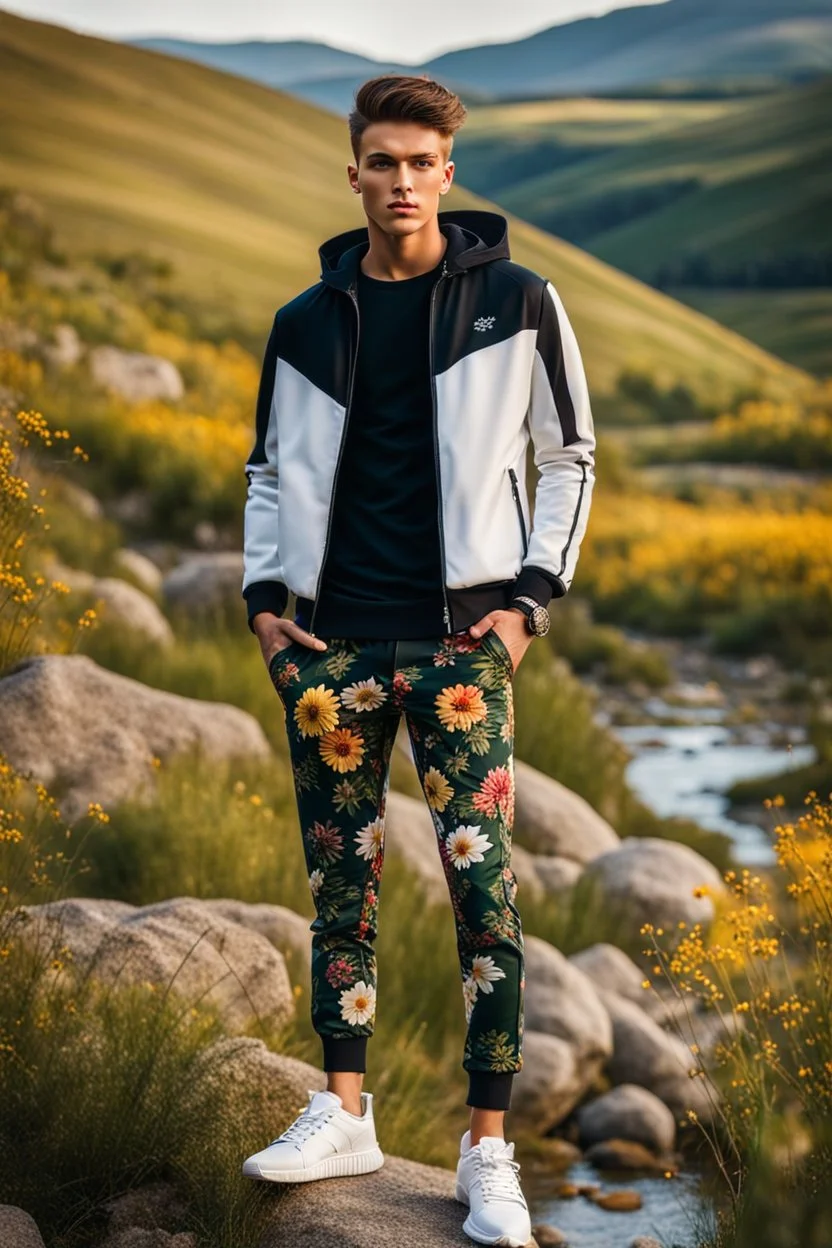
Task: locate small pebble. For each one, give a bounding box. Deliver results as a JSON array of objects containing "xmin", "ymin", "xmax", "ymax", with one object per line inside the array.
[
  {"xmin": 531, "ymin": 1224, "xmax": 568, "ymax": 1247},
  {"xmin": 592, "ymin": 1189, "xmax": 643, "ymax": 1212},
  {"xmin": 553, "ymin": 1181, "xmax": 580, "ymax": 1199}
]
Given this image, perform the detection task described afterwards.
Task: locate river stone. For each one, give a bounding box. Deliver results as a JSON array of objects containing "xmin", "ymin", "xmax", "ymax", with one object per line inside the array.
[
  {"xmin": 531, "ymin": 1226, "xmax": 568, "ymax": 1246},
  {"xmin": 511, "ymin": 1030, "xmax": 587, "ymax": 1132},
  {"xmin": 89, "ymin": 344, "xmax": 184, "ymax": 402},
  {"xmin": 576, "ymin": 1083, "xmax": 676, "ymax": 1153},
  {"xmin": 0, "ymin": 1206, "xmax": 45, "ymax": 1248},
  {"xmin": 513, "ymin": 759, "xmax": 620, "ymax": 863},
  {"xmin": 0, "ymin": 653, "xmax": 270, "ymax": 823},
  {"xmin": 102, "ymin": 1182, "xmax": 188, "ymax": 1235},
  {"xmin": 592, "ymin": 1189, "xmax": 642, "ymax": 1212},
  {"xmin": 161, "ymin": 552, "xmax": 244, "ymax": 616},
  {"xmin": 601, "ymin": 990, "xmax": 715, "ymax": 1121},
  {"xmin": 523, "ymin": 936, "xmax": 613, "ymax": 1068},
  {"xmin": 20, "ymin": 897, "xmax": 294, "ymax": 1034},
  {"xmin": 584, "ymin": 1138, "xmax": 671, "ymax": 1174},
  {"xmin": 582, "ymin": 838, "xmax": 725, "ymax": 936},
  {"xmin": 44, "ymin": 557, "xmax": 173, "ymax": 647}
]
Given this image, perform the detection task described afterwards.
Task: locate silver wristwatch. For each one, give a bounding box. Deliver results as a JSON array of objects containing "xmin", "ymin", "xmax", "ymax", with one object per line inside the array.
[{"xmin": 510, "ymin": 595, "xmax": 551, "ymax": 637}]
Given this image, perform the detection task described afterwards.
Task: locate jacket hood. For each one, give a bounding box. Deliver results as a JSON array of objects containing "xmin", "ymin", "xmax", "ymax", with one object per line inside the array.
[{"xmin": 318, "ymin": 209, "xmax": 510, "ymax": 291}]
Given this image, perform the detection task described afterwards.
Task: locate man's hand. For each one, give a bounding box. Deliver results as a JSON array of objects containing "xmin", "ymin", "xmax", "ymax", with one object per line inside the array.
[
  {"xmin": 252, "ymin": 612, "xmax": 328, "ymax": 670},
  {"xmin": 468, "ymin": 607, "xmax": 531, "ymax": 675}
]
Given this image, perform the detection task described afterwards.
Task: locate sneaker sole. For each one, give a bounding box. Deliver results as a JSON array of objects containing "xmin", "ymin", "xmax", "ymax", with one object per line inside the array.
[
  {"xmin": 242, "ymin": 1145, "xmax": 385, "ymax": 1184},
  {"xmin": 461, "ymin": 1210, "xmax": 531, "ymax": 1248}
]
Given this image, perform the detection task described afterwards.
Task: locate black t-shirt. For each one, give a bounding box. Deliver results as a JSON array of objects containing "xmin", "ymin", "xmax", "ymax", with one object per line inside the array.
[{"xmin": 306, "ymin": 255, "xmax": 447, "ymax": 637}]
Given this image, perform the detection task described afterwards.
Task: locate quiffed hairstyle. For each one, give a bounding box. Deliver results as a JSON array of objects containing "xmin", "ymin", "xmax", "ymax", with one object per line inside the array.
[{"xmin": 348, "ymin": 74, "xmax": 467, "ymax": 162}]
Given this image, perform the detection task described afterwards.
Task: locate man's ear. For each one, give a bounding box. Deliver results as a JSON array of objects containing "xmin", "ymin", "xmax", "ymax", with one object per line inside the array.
[
  {"xmin": 441, "ymin": 161, "xmax": 455, "ymax": 193},
  {"xmin": 347, "ymin": 163, "xmax": 360, "ymax": 193}
]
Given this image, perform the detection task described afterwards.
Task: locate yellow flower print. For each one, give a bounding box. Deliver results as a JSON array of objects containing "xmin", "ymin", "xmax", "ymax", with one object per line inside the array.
[
  {"xmin": 294, "ymin": 684, "xmax": 340, "ymax": 737},
  {"xmin": 435, "ymin": 683, "xmax": 488, "ymax": 733},
  {"xmin": 423, "ymin": 766, "xmax": 453, "ymax": 811},
  {"xmin": 319, "ymin": 727, "xmax": 365, "ymax": 773}
]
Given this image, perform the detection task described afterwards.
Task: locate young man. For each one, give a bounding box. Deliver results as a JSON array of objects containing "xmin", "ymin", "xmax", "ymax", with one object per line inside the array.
[{"xmin": 240, "ymin": 75, "xmax": 595, "ymax": 1246}]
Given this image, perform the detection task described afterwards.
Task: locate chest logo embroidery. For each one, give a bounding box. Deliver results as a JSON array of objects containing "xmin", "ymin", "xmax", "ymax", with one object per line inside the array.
[{"xmin": 473, "ymin": 315, "xmax": 496, "ymax": 332}]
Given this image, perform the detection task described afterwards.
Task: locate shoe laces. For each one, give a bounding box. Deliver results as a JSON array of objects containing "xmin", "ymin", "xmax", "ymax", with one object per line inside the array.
[
  {"xmin": 473, "ymin": 1145, "xmax": 525, "ymax": 1204},
  {"xmin": 270, "ymin": 1105, "xmax": 336, "ymax": 1146}
]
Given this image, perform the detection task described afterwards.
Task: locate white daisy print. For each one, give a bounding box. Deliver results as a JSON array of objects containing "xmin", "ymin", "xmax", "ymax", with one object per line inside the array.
[
  {"xmin": 462, "ymin": 974, "xmax": 478, "ymax": 1022},
  {"xmin": 446, "ymin": 824, "xmax": 494, "ymax": 869},
  {"xmin": 340, "ymin": 676, "xmax": 388, "ymax": 712},
  {"xmin": 309, "ymin": 868, "xmax": 324, "ymax": 896},
  {"xmin": 355, "ymin": 817, "xmax": 384, "ymax": 859},
  {"xmin": 471, "ymin": 954, "xmax": 506, "ymax": 994},
  {"xmin": 340, "ymin": 979, "xmax": 376, "ymax": 1026}
]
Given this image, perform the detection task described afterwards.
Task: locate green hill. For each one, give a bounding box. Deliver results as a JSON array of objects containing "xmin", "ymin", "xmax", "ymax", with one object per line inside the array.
[
  {"xmin": 453, "ymin": 80, "xmax": 832, "ymax": 372},
  {"xmin": 0, "ymin": 9, "xmax": 809, "ymax": 401}
]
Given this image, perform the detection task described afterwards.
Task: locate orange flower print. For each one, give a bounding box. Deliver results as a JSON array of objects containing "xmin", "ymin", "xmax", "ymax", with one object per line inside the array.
[
  {"xmin": 319, "ymin": 727, "xmax": 365, "ymax": 773},
  {"xmin": 435, "ymin": 683, "xmax": 488, "ymax": 733}
]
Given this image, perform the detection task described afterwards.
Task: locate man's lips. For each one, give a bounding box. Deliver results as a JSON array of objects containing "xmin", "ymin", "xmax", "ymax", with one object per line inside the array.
[{"xmin": 389, "ymin": 202, "xmax": 417, "ymax": 210}]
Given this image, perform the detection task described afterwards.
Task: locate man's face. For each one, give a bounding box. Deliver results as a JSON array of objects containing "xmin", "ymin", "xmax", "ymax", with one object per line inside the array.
[{"xmin": 348, "ymin": 120, "xmax": 454, "ymax": 237}]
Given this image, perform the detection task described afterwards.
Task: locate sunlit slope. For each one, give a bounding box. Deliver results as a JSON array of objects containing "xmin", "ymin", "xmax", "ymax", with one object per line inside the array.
[
  {"xmin": 468, "ymin": 79, "xmax": 832, "ymax": 274},
  {"xmin": 0, "ymin": 11, "xmax": 808, "ymax": 400}
]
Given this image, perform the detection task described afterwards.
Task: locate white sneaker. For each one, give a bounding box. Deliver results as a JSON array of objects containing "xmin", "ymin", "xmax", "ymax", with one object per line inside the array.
[
  {"xmin": 455, "ymin": 1129, "xmax": 532, "ymax": 1247},
  {"xmin": 242, "ymin": 1087, "xmax": 384, "ymax": 1183}
]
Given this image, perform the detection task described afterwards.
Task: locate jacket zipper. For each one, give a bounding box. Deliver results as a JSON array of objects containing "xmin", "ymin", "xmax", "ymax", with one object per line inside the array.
[
  {"xmin": 430, "ymin": 258, "xmax": 454, "ymax": 634},
  {"xmin": 508, "ymin": 466, "xmax": 529, "ymax": 558},
  {"xmin": 308, "ymin": 284, "xmax": 360, "ymax": 636}
]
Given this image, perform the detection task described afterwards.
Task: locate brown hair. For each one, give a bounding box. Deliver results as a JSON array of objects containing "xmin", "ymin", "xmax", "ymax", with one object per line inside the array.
[{"xmin": 348, "ymin": 74, "xmax": 467, "ymax": 162}]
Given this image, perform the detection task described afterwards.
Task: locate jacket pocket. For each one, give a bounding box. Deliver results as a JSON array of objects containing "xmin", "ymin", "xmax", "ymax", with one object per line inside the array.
[{"xmin": 508, "ymin": 467, "xmax": 529, "ymax": 558}]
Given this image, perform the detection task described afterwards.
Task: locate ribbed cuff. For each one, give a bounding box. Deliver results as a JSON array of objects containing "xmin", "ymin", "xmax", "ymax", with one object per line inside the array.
[
  {"xmin": 322, "ymin": 1035, "xmax": 368, "ymax": 1073},
  {"xmin": 509, "ymin": 565, "xmax": 564, "ymax": 608},
  {"xmin": 466, "ymin": 1071, "xmax": 515, "ymax": 1111},
  {"xmin": 243, "ymin": 580, "xmax": 289, "ymax": 633}
]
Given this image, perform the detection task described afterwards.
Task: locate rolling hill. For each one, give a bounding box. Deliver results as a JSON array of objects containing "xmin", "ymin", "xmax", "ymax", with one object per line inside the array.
[{"xmin": 0, "ymin": 9, "xmax": 808, "ymax": 402}]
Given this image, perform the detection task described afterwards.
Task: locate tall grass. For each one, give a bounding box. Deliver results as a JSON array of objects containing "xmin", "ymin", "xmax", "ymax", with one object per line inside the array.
[{"xmin": 643, "ymin": 791, "xmax": 832, "ymax": 1247}]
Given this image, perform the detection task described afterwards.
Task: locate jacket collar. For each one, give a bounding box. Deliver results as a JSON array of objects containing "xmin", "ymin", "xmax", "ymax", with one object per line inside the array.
[{"xmin": 318, "ymin": 209, "xmax": 510, "ymax": 292}]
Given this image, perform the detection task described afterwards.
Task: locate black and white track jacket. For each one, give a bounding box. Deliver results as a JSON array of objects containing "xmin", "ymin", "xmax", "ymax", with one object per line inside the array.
[{"xmin": 242, "ymin": 209, "xmax": 596, "ymax": 636}]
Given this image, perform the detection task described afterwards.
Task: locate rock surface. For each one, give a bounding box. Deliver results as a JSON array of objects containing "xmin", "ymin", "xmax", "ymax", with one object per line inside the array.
[
  {"xmin": 0, "ymin": 654, "xmax": 271, "ymax": 823},
  {"xmin": 44, "ymin": 557, "xmax": 173, "ymax": 647},
  {"xmin": 115, "ymin": 548, "xmax": 165, "ymax": 595},
  {"xmin": 20, "ymin": 897, "xmax": 295, "ymax": 1033},
  {"xmin": 0, "ymin": 1206, "xmax": 45, "ymax": 1248},
  {"xmin": 161, "ymin": 552, "xmax": 245, "ymax": 616},
  {"xmin": 585, "ymin": 1138, "xmax": 671, "ymax": 1174},
  {"xmin": 569, "ymin": 943, "xmax": 660, "ymax": 1015},
  {"xmin": 576, "ymin": 1083, "xmax": 677, "ymax": 1153},
  {"xmin": 257, "ymin": 1150, "xmax": 535, "ymax": 1248},
  {"xmin": 89, "ymin": 345, "xmax": 184, "ymax": 402},
  {"xmin": 582, "ymin": 837, "xmax": 725, "ymax": 934},
  {"xmin": 513, "ymin": 759, "xmax": 620, "ymax": 863},
  {"xmin": 601, "ymin": 989, "xmax": 715, "ymax": 1121},
  {"xmin": 523, "ymin": 936, "xmax": 613, "ymax": 1069},
  {"xmin": 511, "ymin": 1030, "xmax": 586, "ymax": 1132},
  {"xmin": 200, "ymin": 898, "xmax": 312, "ymax": 975}
]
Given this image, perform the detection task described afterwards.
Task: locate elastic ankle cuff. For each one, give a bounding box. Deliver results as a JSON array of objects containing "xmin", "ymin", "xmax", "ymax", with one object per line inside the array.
[
  {"xmin": 322, "ymin": 1035, "xmax": 368, "ymax": 1073},
  {"xmin": 466, "ymin": 1071, "xmax": 514, "ymax": 1111}
]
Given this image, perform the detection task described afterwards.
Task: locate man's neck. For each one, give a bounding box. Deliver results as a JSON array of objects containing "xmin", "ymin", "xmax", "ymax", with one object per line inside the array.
[{"xmin": 360, "ymin": 217, "xmax": 448, "ymax": 282}]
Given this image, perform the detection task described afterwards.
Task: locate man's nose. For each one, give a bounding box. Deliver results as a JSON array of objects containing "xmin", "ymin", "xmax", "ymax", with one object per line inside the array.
[{"xmin": 392, "ymin": 165, "xmax": 414, "ymax": 193}]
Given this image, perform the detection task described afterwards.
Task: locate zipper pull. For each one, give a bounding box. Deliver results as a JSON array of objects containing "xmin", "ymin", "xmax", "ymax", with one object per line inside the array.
[{"xmin": 443, "ymin": 605, "xmax": 451, "ymax": 628}]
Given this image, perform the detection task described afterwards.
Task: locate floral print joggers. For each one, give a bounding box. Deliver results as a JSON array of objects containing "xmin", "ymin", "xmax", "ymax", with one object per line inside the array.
[{"xmin": 269, "ymin": 625, "xmax": 525, "ymax": 1111}]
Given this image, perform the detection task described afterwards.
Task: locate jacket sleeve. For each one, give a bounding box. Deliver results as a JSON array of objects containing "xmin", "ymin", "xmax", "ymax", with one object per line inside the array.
[
  {"xmin": 509, "ymin": 279, "xmax": 596, "ymax": 608},
  {"xmin": 241, "ymin": 312, "xmax": 290, "ymax": 633}
]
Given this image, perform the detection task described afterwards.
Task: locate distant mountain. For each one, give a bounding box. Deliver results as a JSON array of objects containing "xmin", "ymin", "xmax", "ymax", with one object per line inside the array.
[
  {"xmin": 126, "ymin": 0, "xmax": 832, "ymax": 114},
  {"xmin": 128, "ymin": 37, "xmax": 395, "ymax": 90},
  {"xmin": 425, "ymin": 0, "xmax": 832, "ymax": 98}
]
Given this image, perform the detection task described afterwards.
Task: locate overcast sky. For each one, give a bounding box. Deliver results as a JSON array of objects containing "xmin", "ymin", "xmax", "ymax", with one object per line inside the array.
[{"xmin": 2, "ymin": 0, "xmax": 670, "ymax": 62}]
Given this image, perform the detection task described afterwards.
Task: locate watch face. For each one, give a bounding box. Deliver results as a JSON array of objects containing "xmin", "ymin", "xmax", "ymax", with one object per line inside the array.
[{"xmin": 530, "ymin": 605, "xmax": 550, "ymax": 636}]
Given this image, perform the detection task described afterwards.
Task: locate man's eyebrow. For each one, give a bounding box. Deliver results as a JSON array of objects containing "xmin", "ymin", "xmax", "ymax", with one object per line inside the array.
[{"xmin": 365, "ymin": 151, "xmax": 440, "ymax": 159}]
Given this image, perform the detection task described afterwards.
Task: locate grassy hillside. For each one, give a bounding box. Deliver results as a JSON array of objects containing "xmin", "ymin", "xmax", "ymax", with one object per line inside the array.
[
  {"xmin": 0, "ymin": 9, "xmax": 809, "ymax": 401},
  {"xmin": 454, "ymin": 80, "xmax": 831, "ymax": 372}
]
